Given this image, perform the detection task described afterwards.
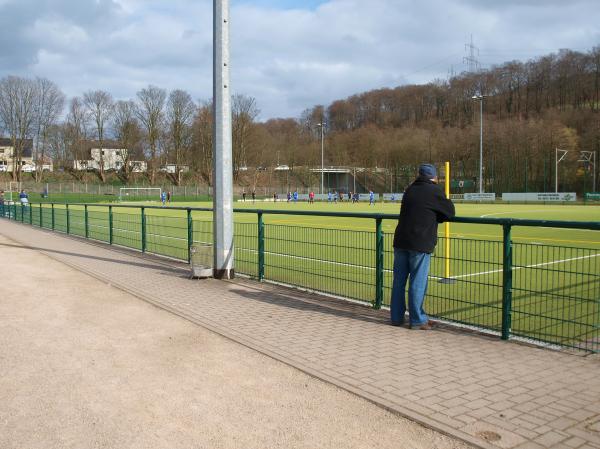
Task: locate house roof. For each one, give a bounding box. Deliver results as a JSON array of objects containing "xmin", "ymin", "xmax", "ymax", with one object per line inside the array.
[
  {"xmin": 0, "ymin": 138, "xmax": 33, "ymax": 157},
  {"xmin": 83, "ymin": 139, "xmax": 125, "ymax": 150}
]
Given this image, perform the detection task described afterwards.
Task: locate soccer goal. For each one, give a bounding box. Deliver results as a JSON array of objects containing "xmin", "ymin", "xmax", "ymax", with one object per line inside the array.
[
  {"xmin": 118, "ymin": 187, "xmax": 162, "ymax": 202},
  {"xmin": 2, "ymin": 182, "xmax": 22, "ymax": 203}
]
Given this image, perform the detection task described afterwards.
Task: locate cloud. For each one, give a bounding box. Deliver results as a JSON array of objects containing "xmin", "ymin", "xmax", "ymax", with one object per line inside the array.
[{"xmin": 0, "ymin": 0, "xmax": 597, "ymax": 120}]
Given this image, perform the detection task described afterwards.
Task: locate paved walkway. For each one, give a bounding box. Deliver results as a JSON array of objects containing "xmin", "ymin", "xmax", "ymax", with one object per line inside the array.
[{"xmin": 1, "ymin": 220, "xmax": 599, "ymax": 449}]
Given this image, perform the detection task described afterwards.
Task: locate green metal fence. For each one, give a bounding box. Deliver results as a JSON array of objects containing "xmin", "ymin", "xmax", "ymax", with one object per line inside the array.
[{"xmin": 1, "ymin": 202, "xmax": 598, "ymax": 353}]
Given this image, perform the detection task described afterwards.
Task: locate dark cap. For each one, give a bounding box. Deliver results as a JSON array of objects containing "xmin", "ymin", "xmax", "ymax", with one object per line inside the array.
[{"xmin": 418, "ymin": 164, "xmax": 437, "ymax": 179}]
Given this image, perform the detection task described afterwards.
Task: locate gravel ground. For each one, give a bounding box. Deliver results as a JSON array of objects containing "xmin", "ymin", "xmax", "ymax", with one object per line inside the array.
[{"xmin": 0, "ymin": 234, "xmax": 471, "ymax": 449}]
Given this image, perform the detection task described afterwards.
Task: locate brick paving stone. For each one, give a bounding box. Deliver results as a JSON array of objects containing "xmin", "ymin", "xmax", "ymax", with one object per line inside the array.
[
  {"xmin": 533, "ymin": 430, "xmax": 569, "ymax": 447},
  {"xmin": 514, "ymin": 427, "xmax": 540, "ymax": 441},
  {"xmin": 513, "ymin": 443, "xmax": 546, "ymax": 449},
  {"xmin": 562, "ymin": 436, "xmax": 587, "ymax": 448},
  {"xmin": 2, "ymin": 220, "xmax": 600, "ymax": 449}
]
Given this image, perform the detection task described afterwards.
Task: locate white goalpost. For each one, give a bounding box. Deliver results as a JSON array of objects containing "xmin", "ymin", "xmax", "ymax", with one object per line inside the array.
[
  {"xmin": 118, "ymin": 187, "xmax": 162, "ymax": 202},
  {"xmin": 3, "ymin": 181, "xmax": 22, "ymax": 203}
]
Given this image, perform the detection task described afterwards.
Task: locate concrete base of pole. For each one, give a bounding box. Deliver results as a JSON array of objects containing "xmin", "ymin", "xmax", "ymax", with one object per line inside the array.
[{"xmin": 214, "ymin": 269, "xmax": 235, "ymax": 280}]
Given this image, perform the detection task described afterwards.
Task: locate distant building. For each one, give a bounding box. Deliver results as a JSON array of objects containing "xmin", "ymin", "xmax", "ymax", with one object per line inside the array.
[
  {"xmin": 159, "ymin": 164, "xmax": 189, "ymax": 174},
  {"xmin": 35, "ymin": 155, "xmax": 54, "ymax": 172},
  {"xmin": 73, "ymin": 140, "xmax": 146, "ymax": 173},
  {"xmin": 0, "ymin": 138, "xmax": 34, "ymax": 172}
]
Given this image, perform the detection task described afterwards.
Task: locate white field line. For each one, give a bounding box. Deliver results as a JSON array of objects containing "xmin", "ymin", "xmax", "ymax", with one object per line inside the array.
[
  {"xmin": 480, "ymin": 209, "xmax": 562, "ymax": 218},
  {"xmin": 478, "ymin": 211, "xmax": 598, "ymax": 233},
  {"xmin": 451, "ymin": 252, "xmax": 600, "ymax": 279}
]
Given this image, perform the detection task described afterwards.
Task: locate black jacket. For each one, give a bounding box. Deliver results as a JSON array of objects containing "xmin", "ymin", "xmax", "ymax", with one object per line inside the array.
[{"xmin": 393, "ymin": 176, "xmax": 455, "ymax": 253}]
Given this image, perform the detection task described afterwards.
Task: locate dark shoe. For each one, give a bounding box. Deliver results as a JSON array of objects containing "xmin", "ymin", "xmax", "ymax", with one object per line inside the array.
[
  {"xmin": 390, "ymin": 321, "xmax": 404, "ymax": 327},
  {"xmin": 410, "ymin": 323, "xmax": 433, "ymax": 330}
]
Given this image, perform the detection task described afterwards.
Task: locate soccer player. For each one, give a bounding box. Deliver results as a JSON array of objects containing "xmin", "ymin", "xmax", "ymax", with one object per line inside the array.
[
  {"xmin": 369, "ymin": 190, "xmax": 375, "ymax": 206},
  {"xmin": 328, "ymin": 191, "xmax": 332, "ymax": 203},
  {"xmin": 252, "ymin": 190, "xmax": 256, "ymax": 203},
  {"xmin": 242, "ymin": 188, "xmax": 246, "ymax": 202},
  {"xmin": 19, "ymin": 189, "xmax": 29, "ymax": 206},
  {"xmin": 309, "ymin": 191, "xmax": 315, "ymax": 204},
  {"xmin": 166, "ymin": 191, "xmax": 172, "ymax": 205},
  {"xmin": 293, "ymin": 190, "xmax": 298, "ymax": 203},
  {"xmin": 160, "ymin": 190, "xmax": 167, "ymax": 207}
]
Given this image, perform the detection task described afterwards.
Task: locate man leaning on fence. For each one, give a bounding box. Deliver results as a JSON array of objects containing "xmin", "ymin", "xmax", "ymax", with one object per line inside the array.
[{"xmin": 391, "ymin": 164, "xmax": 455, "ymax": 330}]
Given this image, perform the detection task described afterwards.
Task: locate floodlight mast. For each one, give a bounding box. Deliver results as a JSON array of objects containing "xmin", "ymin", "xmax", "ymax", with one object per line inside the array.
[
  {"xmin": 213, "ymin": 0, "xmax": 234, "ymax": 279},
  {"xmin": 316, "ymin": 122, "xmax": 325, "ymax": 194},
  {"xmin": 555, "ymin": 148, "xmax": 569, "ymax": 193},
  {"xmin": 472, "ymin": 94, "xmax": 485, "ymax": 194}
]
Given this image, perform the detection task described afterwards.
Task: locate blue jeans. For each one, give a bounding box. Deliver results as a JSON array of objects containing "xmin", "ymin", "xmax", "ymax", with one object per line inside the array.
[{"xmin": 390, "ymin": 248, "xmax": 431, "ymax": 326}]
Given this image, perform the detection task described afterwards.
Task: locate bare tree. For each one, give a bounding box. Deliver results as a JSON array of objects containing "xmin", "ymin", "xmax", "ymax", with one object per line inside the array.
[
  {"xmin": 191, "ymin": 100, "xmax": 213, "ymax": 185},
  {"xmin": 136, "ymin": 85, "xmax": 166, "ymax": 185},
  {"xmin": 33, "ymin": 78, "xmax": 65, "ymax": 182},
  {"xmin": 0, "ymin": 76, "xmax": 38, "ymax": 181},
  {"xmin": 113, "ymin": 100, "xmax": 142, "ymax": 184},
  {"xmin": 65, "ymin": 97, "xmax": 89, "ymax": 181},
  {"xmin": 232, "ymin": 94, "xmax": 259, "ymax": 178},
  {"xmin": 166, "ymin": 89, "xmax": 196, "ymax": 185},
  {"xmin": 84, "ymin": 90, "xmax": 114, "ymax": 182},
  {"xmin": 45, "ymin": 124, "xmax": 68, "ymax": 171}
]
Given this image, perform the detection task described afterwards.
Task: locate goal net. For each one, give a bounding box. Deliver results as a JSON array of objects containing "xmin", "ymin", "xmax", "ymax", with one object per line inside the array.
[{"xmin": 119, "ymin": 187, "xmax": 162, "ymax": 202}]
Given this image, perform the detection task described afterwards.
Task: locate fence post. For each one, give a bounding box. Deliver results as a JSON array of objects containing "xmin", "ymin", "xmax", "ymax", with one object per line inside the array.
[
  {"xmin": 109, "ymin": 205, "xmax": 113, "ymax": 245},
  {"xmin": 141, "ymin": 207, "xmax": 146, "ymax": 253},
  {"xmin": 51, "ymin": 203, "xmax": 55, "ymax": 230},
  {"xmin": 501, "ymin": 223, "xmax": 513, "ymax": 340},
  {"xmin": 84, "ymin": 204, "xmax": 89, "ymax": 238},
  {"xmin": 39, "ymin": 203, "xmax": 43, "ymax": 228},
  {"xmin": 187, "ymin": 208, "xmax": 193, "ymax": 263},
  {"xmin": 66, "ymin": 204, "xmax": 70, "ymax": 234},
  {"xmin": 374, "ymin": 217, "xmax": 384, "ymax": 309},
  {"xmin": 258, "ymin": 212, "xmax": 265, "ymax": 281}
]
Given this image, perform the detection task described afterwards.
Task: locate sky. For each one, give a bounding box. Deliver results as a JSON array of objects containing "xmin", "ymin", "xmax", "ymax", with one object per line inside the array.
[{"xmin": 0, "ymin": 0, "xmax": 598, "ymax": 120}]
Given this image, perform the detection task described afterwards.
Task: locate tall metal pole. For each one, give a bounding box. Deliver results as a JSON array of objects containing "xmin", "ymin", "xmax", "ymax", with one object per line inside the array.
[
  {"xmin": 479, "ymin": 98, "xmax": 483, "ymax": 194},
  {"xmin": 592, "ymin": 151, "xmax": 597, "ymax": 193},
  {"xmin": 213, "ymin": 0, "xmax": 234, "ymax": 279},
  {"xmin": 555, "ymin": 148, "xmax": 558, "ymax": 193},
  {"xmin": 319, "ymin": 123, "xmax": 324, "ymax": 195}
]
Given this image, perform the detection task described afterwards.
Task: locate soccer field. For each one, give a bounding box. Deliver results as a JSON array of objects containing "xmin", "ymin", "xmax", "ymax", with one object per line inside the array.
[{"xmin": 6, "ymin": 200, "xmax": 600, "ymax": 351}]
